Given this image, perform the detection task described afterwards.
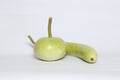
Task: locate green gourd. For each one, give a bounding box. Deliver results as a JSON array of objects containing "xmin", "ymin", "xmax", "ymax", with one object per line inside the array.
[
  {"xmin": 28, "ymin": 17, "xmax": 98, "ymax": 63},
  {"xmin": 28, "ymin": 17, "xmax": 66, "ymax": 61},
  {"xmin": 66, "ymin": 42, "xmax": 97, "ymax": 63}
]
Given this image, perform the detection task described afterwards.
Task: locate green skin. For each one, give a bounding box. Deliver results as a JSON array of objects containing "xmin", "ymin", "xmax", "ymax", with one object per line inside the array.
[
  {"xmin": 34, "ymin": 37, "xmax": 66, "ymax": 61},
  {"xmin": 28, "ymin": 17, "xmax": 66, "ymax": 61},
  {"xmin": 66, "ymin": 42, "xmax": 97, "ymax": 63},
  {"xmin": 28, "ymin": 17, "xmax": 97, "ymax": 63}
]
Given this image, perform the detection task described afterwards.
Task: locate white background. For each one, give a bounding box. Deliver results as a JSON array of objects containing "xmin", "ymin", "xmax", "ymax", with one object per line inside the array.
[{"xmin": 0, "ymin": 0, "xmax": 120, "ymax": 80}]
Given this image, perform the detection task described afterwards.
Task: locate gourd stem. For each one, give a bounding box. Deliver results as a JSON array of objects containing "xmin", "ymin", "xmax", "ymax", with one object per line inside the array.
[
  {"xmin": 28, "ymin": 35, "xmax": 35, "ymax": 45},
  {"xmin": 48, "ymin": 17, "xmax": 52, "ymax": 38}
]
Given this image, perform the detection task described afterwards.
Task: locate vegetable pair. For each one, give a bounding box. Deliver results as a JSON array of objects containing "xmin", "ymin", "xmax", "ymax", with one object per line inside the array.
[{"xmin": 28, "ymin": 17, "xmax": 97, "ymax": 63}]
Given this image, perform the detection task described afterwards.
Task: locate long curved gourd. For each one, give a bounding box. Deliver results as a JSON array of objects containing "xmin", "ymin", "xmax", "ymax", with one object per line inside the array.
[{"xmin": 66, "ymin": 42, "xmax": 97, "ymax": 63}]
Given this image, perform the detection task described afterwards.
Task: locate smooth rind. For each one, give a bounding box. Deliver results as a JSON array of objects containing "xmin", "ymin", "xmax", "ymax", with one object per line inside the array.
[
  {"xmin": 34, "ymin": 37, "xmax": 66, "ymax": 61},
  {"xmin": 66, "ymin": 42, "xmax": 97, "ymax": 63}
]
